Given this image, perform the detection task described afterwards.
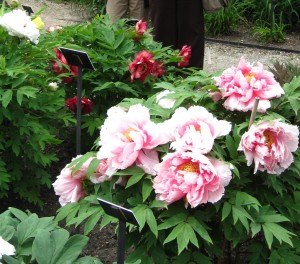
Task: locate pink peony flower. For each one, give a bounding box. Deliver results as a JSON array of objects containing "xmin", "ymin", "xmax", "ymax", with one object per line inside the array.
[
  {"xmin": 52, "ymin": 48, "xmax": 78, "ymax": 84},
  {"xmin": 156, "ymin": 90, "xmax": 176, "ymax": 109},
  {"xmin": 238, "ymin": 120, "xmax": 299, "ymax": 175},
  {"xmin": 178, "ymin": 45, "xmax": 192, "ymax": 68},
  {"xmin": 214, "ymin": 57, "xmax": 284, "ymax": 112},
  {"xmin": 129, "ymin": 50, "xmax": 155, "ymax": 82},
  {"xmin": 97, "ymin": 104, "xmax": 163, "ymax": 175},
  {"xmin": 163, "ymin": 106, "xmax": 231, "ymax": 154},
  {"xmin": 53, "ymin": 167, "xmax": 86, "ymax": 206},
  {"xmin": 153, "ymin": 151, "xmax": 232, "ymax": 207},
  {"xmin": 65, "ymin": 96, "xmax": 93, "ymax": 115},
  {"xmin": 90, "ymin": 159, "xmax": 111, "ymax": 184},
  {"xmin": 136, "ymin": 149, "xmax": 160, "ymax": 175}
]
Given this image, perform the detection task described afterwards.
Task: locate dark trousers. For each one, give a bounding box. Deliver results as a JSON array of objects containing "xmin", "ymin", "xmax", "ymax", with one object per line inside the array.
[{"xmin": 149, "ymin": 0, "xmax": 204, "ymax": 68}]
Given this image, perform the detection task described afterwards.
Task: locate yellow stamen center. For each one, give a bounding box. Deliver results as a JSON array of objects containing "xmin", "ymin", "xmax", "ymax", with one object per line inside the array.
[
  {"xmin": 123, "ymin": 128, "xmax": 137, "ymax": 142},
  {"xmin": 263, "ymin": 130, "xmax": 275, "ymax": 148},
  {"xmin": 177, "ymin": 162, "xmax": 199, "ymax": 173},
  {"xmin": 245, "ymin": 72, "xmax": 256, "ymax": 83}
]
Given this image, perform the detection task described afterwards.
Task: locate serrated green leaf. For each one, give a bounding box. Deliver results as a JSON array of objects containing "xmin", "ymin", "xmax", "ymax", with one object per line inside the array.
[
  {"xmin": 142, "ymin": 180, "xmax": 153, "ymax": 202},
  {"xmin": 226, "ymin": 135, "xmax": 237, "ymax": 159},
  {"xmin": 2, "ymin": 89, "xmax": 13, "ymax": 108},
  {"xmin": 263, "ymin": 222, "xmax": 294, "ymax": 248},
  {"xmin": 262, "ymin": 224, "xmax": 274, "ymax": 249},
  {"xmin": 16, "ymin": 89, "xmax": 23, "ymax": 105},
  {"xmin": 146, "ymin": 207, "xmax": 158, "ymax": 237},
  {"xmin": 126, "ymin": 173, "xmax": 144, "ymax": 188},
  {"xmin": 250, "ymin": 222, "xmax": 261, "ymax": 237},
  {"xmin": 164, "ymin": 222, "xmax": 185, "ymax": 245},
  {"xmin": 154, "ymin": 82, "xmax": 175, "ymax": 90},
  {"xmin": 86, "ymin": 158, "xmax": 101, "ymax": 178},
  {"xmin": 18, "ymin": 86, "xmax": 38, "ymax": 98},
  {"xmin": 158, "ymin": 213, "xmax": 187, "ymax": 230},
  {"xmin": 187, "ymin": 216, "xmax": 212, "ymax": 244},
  {"xmin": 222, "ymin": 202, "xmax": 231, "ymax": 221}
]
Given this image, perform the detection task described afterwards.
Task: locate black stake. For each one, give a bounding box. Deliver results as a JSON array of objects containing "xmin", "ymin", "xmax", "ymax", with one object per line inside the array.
[{"xmin": 117, "ymin": 221, "xmax": 126, "ymax": 264}]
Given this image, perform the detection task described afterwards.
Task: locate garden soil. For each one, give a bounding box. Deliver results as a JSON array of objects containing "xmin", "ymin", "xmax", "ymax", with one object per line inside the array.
[{"xmin": 8, "ymin": 0, "xmax": 300, "ymax": 263}]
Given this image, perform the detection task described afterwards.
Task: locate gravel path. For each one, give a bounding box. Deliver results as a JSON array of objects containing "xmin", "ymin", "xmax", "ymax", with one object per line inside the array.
[{"xmin": 19, "ymin": 0, "xmax": 300, "ymax": 73}]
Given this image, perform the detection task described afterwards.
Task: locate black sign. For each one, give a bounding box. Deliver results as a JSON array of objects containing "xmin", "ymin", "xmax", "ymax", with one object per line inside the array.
[
  {"xmin": 97, "ymin": 198, "xmax": 139, "ymax": 227},
  {"xmin": 59, "ymin": 47, "xmax": 95, "ymax": 70}
]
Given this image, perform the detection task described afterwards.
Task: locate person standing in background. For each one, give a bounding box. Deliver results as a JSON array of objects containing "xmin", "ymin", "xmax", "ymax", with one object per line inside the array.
[
  {"xmin": 106, "ymin": 0, "xmax": 148, "ymax": 23},
  {"xmin": 149, "ymin": 0, "xmax": 205, "ymax": 68}
]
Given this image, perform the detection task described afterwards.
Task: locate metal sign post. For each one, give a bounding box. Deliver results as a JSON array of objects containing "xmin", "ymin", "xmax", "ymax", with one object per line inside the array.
[
  {"xmin": 59, "ymin": 48, "xmax": 95, "ymax": 155},
  {"xmin": 97, "ymin": 198, "xmax": 140, "ymax": 264}
]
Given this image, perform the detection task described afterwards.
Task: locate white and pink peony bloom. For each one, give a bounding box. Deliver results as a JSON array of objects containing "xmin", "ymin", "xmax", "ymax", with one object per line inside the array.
[
  {"xmin": 97, "ymin": 104, "xmax": 163, "ymax": 175},
  {"xmin": 153, "ymin": 151, "xmax": 232, "ymax": 207},
  {"xmin": 163, "ymin": 106, "xmax": 231, "ymax": 154},
  {"xmin": 156, "ymin": 90, "xmax": 176, "ymax": 109},
  {"xmin": 0, "ymin": 236, "xmax": 15, "ymax": 260},
  {"xmin": 89, "ymin": 159, "xmax": 111, "ymax": 184},
  {"xmin": 214, "ymin": 57, "xmax": 284, "ymax": 112},
  {"xmin": 53, "ymin": 167, "xmax": 86, "ymax": 206},
  {"xmin": 238, "ymin": 120, "xmax": 299, "ymax": 174},
  {"xmin": 0, "ymin": 9, "xmax": 40, "ymax": 44}
]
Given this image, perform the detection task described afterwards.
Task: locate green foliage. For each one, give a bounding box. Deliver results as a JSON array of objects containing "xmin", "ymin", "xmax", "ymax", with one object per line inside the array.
[
  {"xmin": 204, "ymin": 0, "xmax": 242, "ymax": 36},
  {"xmin": 0, "ymin": 14, "xmax": 74, "ymax": 204},
  {"xmin": 0, "ymin": 207, "xmax": 102, "ymax": 264}
]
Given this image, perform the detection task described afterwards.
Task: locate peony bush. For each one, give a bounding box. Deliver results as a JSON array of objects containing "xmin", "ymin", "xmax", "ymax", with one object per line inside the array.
[
  {"xmin": 1, "ymin": 2, "xmax": 300, "ymax": 263},
  {"xmin": 53, "ymin": 54, "xmax": 300, "ymax": 262}
]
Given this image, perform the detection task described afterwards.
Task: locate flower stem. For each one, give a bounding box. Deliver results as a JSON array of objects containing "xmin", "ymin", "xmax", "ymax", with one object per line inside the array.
[{"xmin": 248, "ymin": 98, "xmax": 259, "ymax": 129}]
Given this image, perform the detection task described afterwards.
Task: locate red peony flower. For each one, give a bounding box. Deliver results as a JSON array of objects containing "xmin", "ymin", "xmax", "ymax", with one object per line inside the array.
[
  {"xmin": 52, "ymin": 48, "xmax": 78, "ymax": 84},
  {"xmin": 177, "ymin": 45, "xmax": 192, "ymax": 68},
  {"xmin": 65, "ymin": 96, "xmax": 93, "ymax": 115},
  {"xmin": 128, "ymin": 50, "xmax": 155, "ymax": 82},
  {"xmin": 151, "ymin": 61, "xmax": 165, "ymax": 78},
  {"xmin": 133, "ymin": 20, "xmax": 147, "ymax": 41}
]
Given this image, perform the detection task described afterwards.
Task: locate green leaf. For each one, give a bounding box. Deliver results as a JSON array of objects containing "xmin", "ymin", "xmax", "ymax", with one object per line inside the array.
[
  {"xmin": 177, "ymin": 223, "xmax": 199, "ymax": 254},
  {"xmin": 16, "ymin": 89, "xmax": 24, "ymax": 105},
  {"xmin": 142, "ymin": 180, "xmax": 153, "ymax": 202},
  {"xmin": 187, "ymin": 216, "xmax": 212, "ymax": 244},
  {"xmin": 2, "ymin": 89, "xmax": 13, "ymax": 108},
  {"xmin": 250, "ymin": 222, "xmax": 261, "ymax": 237},
  {"xmin": 32, "ymin": 229, "xmax": 54, "ymax": 264},
  {"xmin": 222, "ymin": 202, "xmax": 231, "ymax": 221},
  {"xmin": 86, "ymin": 158, "xmax": 101, "ymax": 178},
  {"xmin": 55, "ymin": 234, "xmax": 89, "ymax": 264},
  {"xmin": 164, "ymin": 223, "xmax": 185, "ymax": 245},
  {"xmin": 262, "ymin": 222, "xmax": 294, "ymax": 248},
  {"xmin": 126, "ymin": 173, "xmax": 144, "ymax": 188},
  {"xmin": 18, "ymin": 86, "xmax": 38, "ymax": 98},
  {"xmin": 154, "ymin": 82, "xmax": 175, "ymax": 90},
  {"xmin": 232, "ymin": 206, "xmax": 252, "ymax": 233},
  {"xmin": 225, "ymin": 135, "xmax": 237, "ymax": 159},
  {"xmin": 8, "ymin": 207, "xmax": 28, "ymax": 221},
  {"xmin": 145, "ymin": 207, "xmax": 158, "ymax": 238},
  {"xmin": 158, "ymin": 213, "xmax": 187, "ymax": 230},
  {"xmin": 262, "ymin": 224, "xmax": 274, "ymax": 249},
  {"xmin": 84, "ymin": 210, "xmax": 103, "ymax": 235}
]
